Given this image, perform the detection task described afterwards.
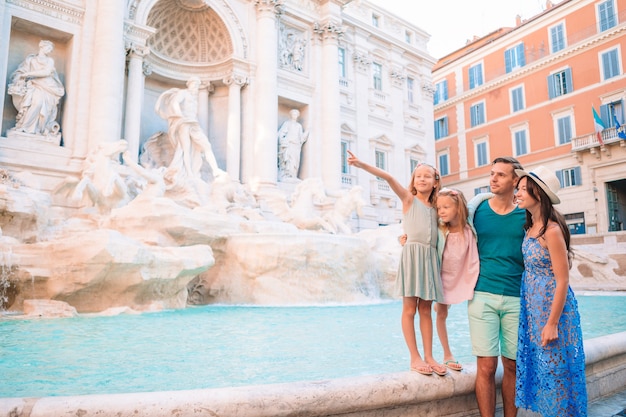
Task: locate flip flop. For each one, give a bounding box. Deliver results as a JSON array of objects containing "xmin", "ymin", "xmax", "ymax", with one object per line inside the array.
[
  {"xmin": 410, "ymin": 365, "xmax": 433, "ymax": 376},
  {"xmin": 444, "ymin": 360, "xmax": 463, "ymax": 371},
  {"xmin": 429, "ymin": 363, "xmax": 448, "ymax": 376}
]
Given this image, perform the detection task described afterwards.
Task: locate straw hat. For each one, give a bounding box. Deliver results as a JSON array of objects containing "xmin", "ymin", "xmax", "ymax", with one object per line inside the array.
[{"xmin": 515, "ymin": 166, "xmax": 561, "ymax": 204}]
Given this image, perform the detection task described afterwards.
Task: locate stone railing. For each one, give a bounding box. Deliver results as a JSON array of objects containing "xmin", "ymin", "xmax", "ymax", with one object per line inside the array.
[{"xmin": 2, "ymin": 331, "xmax": 625, "ymax": 417}]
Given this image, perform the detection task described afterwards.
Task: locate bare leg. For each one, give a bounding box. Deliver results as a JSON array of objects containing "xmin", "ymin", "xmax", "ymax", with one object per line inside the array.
[
  {"xmin": 419, "ymin": 300, "xmax": 445, "ymax": 374},
  {"xmin": 435, "ymin": 303, "xmax": 460, "ymax": 370},
  {"xmin": 401, "ymin": 297, "xmax": 429, "ymax": 371},
  {"xmin": 475, "ymin": 356, "xmax": 498, "ymax": 417},
  {"xmin": 501, "ymin": 356, "xmax": 518, "ymax": 417}
]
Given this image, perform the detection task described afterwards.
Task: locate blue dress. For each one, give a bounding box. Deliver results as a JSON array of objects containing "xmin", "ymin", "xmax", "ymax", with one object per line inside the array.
[{"xmin": 516, "ymin": 236, "xmax": 587, "ymax": 417}]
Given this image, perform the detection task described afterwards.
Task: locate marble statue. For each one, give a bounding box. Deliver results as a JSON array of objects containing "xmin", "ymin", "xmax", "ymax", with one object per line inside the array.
[
  {"xmin": 323, "ymin": 186, "xmax": 366, "ymax": 234},
  {"xmin": 55, "ymin": 140, "xmax": 130, "ymax": 214},
  {"xmin": 155, "ymin": 76, "xmax": 225, "ymax": 186},
  {"xmin": 279, "ymin": 25, "xmax": 306, "ymax": 72},
  {"xmin": 277, "ymin": 109, "xmax": 309, "ymax": 181},
  {"xmin": 8, "ymin": 40, "xmax": 65, "ymax": 138},
  {"xmin": 264, "ymin": 178, "xmax": 334, "ymax": 232}
]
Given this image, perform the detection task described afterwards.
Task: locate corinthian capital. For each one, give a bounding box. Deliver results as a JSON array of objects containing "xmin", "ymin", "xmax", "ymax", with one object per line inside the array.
[
  {"xmin": 254, "ymin": 0, "xmax": 284, "ymax": 16},
  {"xmin": 224, "ymin": 74, "xmax": 249, "ymax": 87},
  {"xmin": 313, "ymin": 19, "xmax": 345, "ymax": 41}
]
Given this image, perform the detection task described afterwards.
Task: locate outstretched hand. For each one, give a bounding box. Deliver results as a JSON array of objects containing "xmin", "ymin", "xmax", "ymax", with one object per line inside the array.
[{"xmin": 346, "ymin": 150, "xmax": 363, "ymax": 168}]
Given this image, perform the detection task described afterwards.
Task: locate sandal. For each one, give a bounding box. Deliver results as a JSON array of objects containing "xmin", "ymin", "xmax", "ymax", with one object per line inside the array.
[
  {"xmin": 410, "ymin": 365, "xmax": 433, "ymax": 376},
  {"xmin": 429, "ymin": 363, "xmax": 448, "ymax": 376},
  {"xmin": 444, "ymin": 360, "xmax": 463, "ymax": 372}
]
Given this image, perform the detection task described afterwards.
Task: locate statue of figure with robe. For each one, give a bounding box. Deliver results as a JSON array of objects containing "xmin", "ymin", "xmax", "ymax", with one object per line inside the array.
[
  {"xmin": 277, "ymin": 109, "xmax": 309, "ymax": 181},
  {"xmin": 8, "ymin": 40, "xmax": 65, "ymax": 137}
]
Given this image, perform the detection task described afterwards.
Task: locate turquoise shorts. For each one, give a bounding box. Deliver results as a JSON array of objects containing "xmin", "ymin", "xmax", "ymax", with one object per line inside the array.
[{"xmin": 468, "ymin": 291, "xmax": 520, "ymax": 360}]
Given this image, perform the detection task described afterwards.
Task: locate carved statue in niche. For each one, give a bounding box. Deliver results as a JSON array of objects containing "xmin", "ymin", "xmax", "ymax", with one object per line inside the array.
[
  {"xmin": 8, "ymin": 40, "xmax": 65, "ymax": 140},
  {"xmin": 154, "ymin": 76, "xmax": 225, "ymax": 187},
  {"xmin": 277, "ymin": 109, "xmax": 309, "ymax": 181},
  {"xmin": 278, "ymin": 24, "xmax": 307, "ymax": 72}
]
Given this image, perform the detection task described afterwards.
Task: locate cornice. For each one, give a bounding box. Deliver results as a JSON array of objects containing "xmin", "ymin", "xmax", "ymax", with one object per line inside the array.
[
  {"xmin": 435, "ymin": 25, "xmax": 626, "ymax": 111},
  {"xmin": 7, "ymin": 0, "xmax": 84, "ymax": 25}
]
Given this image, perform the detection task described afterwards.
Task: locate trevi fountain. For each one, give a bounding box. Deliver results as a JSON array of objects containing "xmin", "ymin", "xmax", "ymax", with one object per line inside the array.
[{"xmin": 0, "ymin": 1, "xmax": 625, "ymax": 416}]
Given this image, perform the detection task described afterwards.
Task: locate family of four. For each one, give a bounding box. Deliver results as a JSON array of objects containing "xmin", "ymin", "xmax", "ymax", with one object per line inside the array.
[{"xmin": 347, "ymin": 151, "xmax": 587, "ymax": 417}]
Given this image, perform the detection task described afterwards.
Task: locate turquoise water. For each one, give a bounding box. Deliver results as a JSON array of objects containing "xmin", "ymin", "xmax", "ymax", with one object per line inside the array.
[{"xmin": 1, "ymin": 294, "xmax": 625, "ymax": 398}]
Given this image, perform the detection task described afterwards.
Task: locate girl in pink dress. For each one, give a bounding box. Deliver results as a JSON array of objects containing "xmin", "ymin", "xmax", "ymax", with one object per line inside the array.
[{"xmin": 435, "ymin": 188, "xmax": 479, "ymax": 371}]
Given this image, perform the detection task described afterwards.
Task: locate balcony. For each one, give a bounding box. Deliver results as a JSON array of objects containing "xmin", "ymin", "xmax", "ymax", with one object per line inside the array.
[
  {"xmin": 369, "ymin": 178, "xmax": 396, "ymax": 206},
  {"xmin": 571, "ymin": 127, "xmax": 626, "ymax": 160}
]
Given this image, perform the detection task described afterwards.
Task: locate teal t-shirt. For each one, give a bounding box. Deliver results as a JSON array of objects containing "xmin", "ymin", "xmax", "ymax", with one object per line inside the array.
[{"xmin": 473, "ymin": 200, "xmax": 526, "ymax": 297}]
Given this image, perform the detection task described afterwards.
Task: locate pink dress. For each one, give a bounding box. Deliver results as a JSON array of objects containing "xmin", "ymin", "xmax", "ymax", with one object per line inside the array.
[{"xmin": 440, "ymin": 224, "xmax": 479, "ymax": 304}]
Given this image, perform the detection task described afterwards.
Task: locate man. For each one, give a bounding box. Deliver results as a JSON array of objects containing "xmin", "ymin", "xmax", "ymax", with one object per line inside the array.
[
  {"xmin": 468, "ymin": 156, "xmax": 526, "ymax": 417},
  {"xmin": 155, "ymin": 76, "xmax": 224, "ymax": 185}
]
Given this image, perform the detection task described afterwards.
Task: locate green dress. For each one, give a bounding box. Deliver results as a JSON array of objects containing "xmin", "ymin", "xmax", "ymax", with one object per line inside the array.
[{"xmin": 396, "ymin": 198, "xmax": 442, "ymax": 300}]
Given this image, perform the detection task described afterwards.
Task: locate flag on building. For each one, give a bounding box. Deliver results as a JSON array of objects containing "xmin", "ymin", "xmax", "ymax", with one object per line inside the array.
[
  {"xmin": 593, "ymin": 106, "xmax": 605, "ymax": 146},
  {"xmin": 614, "ymin": 113, "xmax": 626, "ymax": 140}
]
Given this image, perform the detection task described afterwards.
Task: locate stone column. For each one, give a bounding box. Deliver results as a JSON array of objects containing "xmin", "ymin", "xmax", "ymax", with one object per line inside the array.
[
  {"xmin": 122, "ymin": 22, "xmax": 155, "ymax": 162},
  {"xmin": 315, "ymin": 18, "xmax": 344, "ymax": 191},
  {"xmin": 252, "ymin": 0, "xmax": 282, "ymax": 187},
  {"xmin": 123, "ymin": 43, "xmax": 149, "ymax": 163},
  {"xmin": 224, "ymin": 74, "xmax": 248, "ymax": 181},
  {"xmin": 198, "ymin": 82, "xmax": 211, "ymax": 135},
  {"xmin": 87, "ymin": 0, "xmax": 126, "ymax": 150}
]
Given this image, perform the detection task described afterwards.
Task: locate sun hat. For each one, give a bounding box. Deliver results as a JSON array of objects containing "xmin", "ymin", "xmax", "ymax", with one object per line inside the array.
[{"xmin": 515, "ymin": 166, "xmax": 561, "ymax": 204}]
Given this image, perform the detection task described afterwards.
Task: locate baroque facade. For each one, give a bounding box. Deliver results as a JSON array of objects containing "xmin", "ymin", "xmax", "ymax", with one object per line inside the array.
[
  {"xmin": 0, "ymin": 0, "xmax": 436, "ymax": 229},
  {"xmin": 432, "ymin": 0, "xmax": 626, "ymax": 234}
]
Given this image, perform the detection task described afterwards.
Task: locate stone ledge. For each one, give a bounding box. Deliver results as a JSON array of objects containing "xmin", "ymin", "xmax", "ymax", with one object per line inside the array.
[{"xmin": 2, "ymin": 331, "xmax": 625, "ymax": 417}]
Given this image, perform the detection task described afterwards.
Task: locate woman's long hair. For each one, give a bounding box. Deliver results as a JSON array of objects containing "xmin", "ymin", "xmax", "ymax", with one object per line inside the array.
[{"xmin": 523, "ymin": 177, "xmax": 572, "ymax": 267}]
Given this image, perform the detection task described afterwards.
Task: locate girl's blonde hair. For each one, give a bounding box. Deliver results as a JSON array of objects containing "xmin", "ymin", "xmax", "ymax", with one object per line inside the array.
[
  {"xmin": 437, "ymin": 188, "xmax": 468, "ymax": 233},
  {"xmin": 408, "ymin": 163, "xmax": 441, "ymax": 206}
]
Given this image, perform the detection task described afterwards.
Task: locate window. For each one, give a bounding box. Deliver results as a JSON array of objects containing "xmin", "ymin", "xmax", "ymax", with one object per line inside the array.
[
  {"xmin": 372, "ymin": 63, "xmax": 382, "ymax": 90},
  {"xmin": 476, "ymin": 141, "xmax": 488, "ymax": 167},
  {"xmin": 505, "ymin": 43, "xmax": 526, "ymax": 73},
  {"xmin": 438, "ymin": 153, "xmax": 449, "ymax": 176},
  {"xmin": 601, "ymin": 48, "xmax": 620, "ymax": 80},
  {"xmin": 434, "ymin": 117, "xmax": 448, "ymax": 139},
  {"xmin": 556, "ymin": 115, "xmax": 573, "ymax": 144},
  {"xmin": 410, "ymin": 159, "xmax": 420, "ymax": 173},
  {"xmin": 598, "ymin": 0, "xmax": 616, "ymax": 32},
  {"xmin": 548, "ymin": 68, "xmax": 573, "ymax": 98},
  {"xmin": 550, "ymin": 23, "xmax": 566, "ymax": 53},
  {"xmin": 407, "ymin": 77, "xmax": 414, "ymax": 103},
  {"xmin": 338, "ymin": 47, "xmax": 346, "ymax": 78},
  {"xmin": 470, "ymin": 102, "xmax": 485, "ymax": 127},
  {"xmin": 474, "ymin": 185, "xmax": 490, "ymax": 195},
  {"xmin": 513, "ymin": 129, "xmax": 528, "ymax": 156},
  {"xmin": 556, "ymin": 167, "xmax": 582, "ymax": 188},
  {"xmin": 405, "ymin": 31, "xmax": 412, "ymax": 44},
  {"xmin": 341, "ymin": 141, "xmax": 349, "ymax": 174},
  {"xmin": 601, "ymin": 100, "xmax": 624, "ymax": 127},
  {"xmin": 375, "ymin": 150, "xmax": 386, "ymax": 170},
  {"xmin": 510, "ymin": 86, "xmax": 525, "ymax": 112},
  {"xmin": 372, "ymin": 14, "xmax": 380, "ymax": 27},
  {"xmin": 434, "ymin": 80, "xmax": 448, "ymax": 105},
  {"xmin": 468, "ymin": 63, "xmax": 483, "ymax": 89}
]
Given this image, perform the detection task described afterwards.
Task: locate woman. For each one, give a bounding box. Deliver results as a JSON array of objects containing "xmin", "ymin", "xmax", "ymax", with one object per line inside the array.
[
  {"xmin": 9, "ymin": 40, "xmax": 65, "ymax": 136},
  {"xmin": 514, "ymin": 166, "xmax": 587, "ymax": 417}
]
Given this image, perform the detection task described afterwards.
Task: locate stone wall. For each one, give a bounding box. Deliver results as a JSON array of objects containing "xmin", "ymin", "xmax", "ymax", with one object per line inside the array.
[{"xmin": 570, "ymin": 231, "xmax": 626, "ymax": 292}]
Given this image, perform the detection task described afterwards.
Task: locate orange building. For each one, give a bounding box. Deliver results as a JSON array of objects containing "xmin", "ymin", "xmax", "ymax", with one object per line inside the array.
[{"xmin": 432, "ymin": 0, "xmax": 626, "ymax": 234}]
